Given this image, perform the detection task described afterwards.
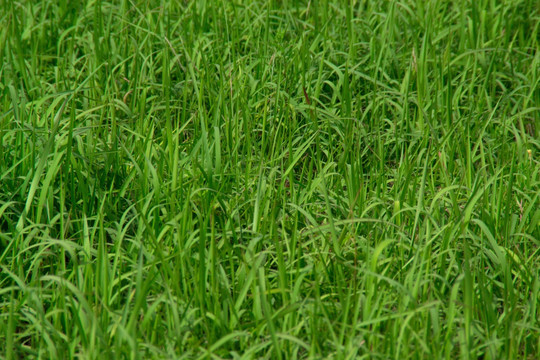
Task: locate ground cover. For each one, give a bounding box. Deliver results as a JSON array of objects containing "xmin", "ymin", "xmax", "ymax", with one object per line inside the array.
[{"xmin": 0, "ymin": 0, "xmax": 539, "ymax": 358}]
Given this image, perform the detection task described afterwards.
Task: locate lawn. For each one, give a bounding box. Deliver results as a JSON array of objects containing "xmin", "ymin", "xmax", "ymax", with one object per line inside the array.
[{"xmin": 0, "ymin": 0, "xmax": 539, "ymax": 359}]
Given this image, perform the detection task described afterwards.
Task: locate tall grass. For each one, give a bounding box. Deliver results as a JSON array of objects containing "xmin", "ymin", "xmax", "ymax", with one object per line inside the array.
[{"xmin": 0, "ymin": 0, "xmax": 539, "ymax": 358}]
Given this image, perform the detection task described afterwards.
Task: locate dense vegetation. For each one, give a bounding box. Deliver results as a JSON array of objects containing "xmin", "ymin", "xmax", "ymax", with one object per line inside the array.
[{"xmin": 1, "ymin": 0, "xmax": 539, "ymax": 358}]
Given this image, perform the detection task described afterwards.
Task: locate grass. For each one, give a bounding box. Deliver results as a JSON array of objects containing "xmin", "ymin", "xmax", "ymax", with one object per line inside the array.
[{"xmin": 0, "ymin": 0, "xmax": 539, "ymax": 358}]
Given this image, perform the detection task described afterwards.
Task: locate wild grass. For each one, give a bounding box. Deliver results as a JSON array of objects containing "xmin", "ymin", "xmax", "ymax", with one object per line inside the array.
[{"xmin": 0, "ymin": 0, "xmax": 539, "ymax": 359}]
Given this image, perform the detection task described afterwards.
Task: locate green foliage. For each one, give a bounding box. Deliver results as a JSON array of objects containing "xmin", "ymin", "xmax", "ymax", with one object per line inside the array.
[{"xmin": 0, "ymin": 0, "xmax": 538, "ymax": 358}]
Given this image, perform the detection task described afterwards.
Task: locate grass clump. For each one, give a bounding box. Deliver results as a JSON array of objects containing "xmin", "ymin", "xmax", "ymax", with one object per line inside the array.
[{"xmin": 0, "ymin": 0, "xmax": 539, "ymax": 359}]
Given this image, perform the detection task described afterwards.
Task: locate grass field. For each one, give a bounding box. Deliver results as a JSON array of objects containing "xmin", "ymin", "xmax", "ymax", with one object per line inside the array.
[{"xmin": 1, "ymin": 0, "xmax": 539, "ymax": 358}]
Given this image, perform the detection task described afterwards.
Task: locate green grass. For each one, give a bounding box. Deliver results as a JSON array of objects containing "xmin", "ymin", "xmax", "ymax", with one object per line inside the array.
[{"xmin": 1, "ymin": 0, "xmax": 539, "ymax": 358}]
